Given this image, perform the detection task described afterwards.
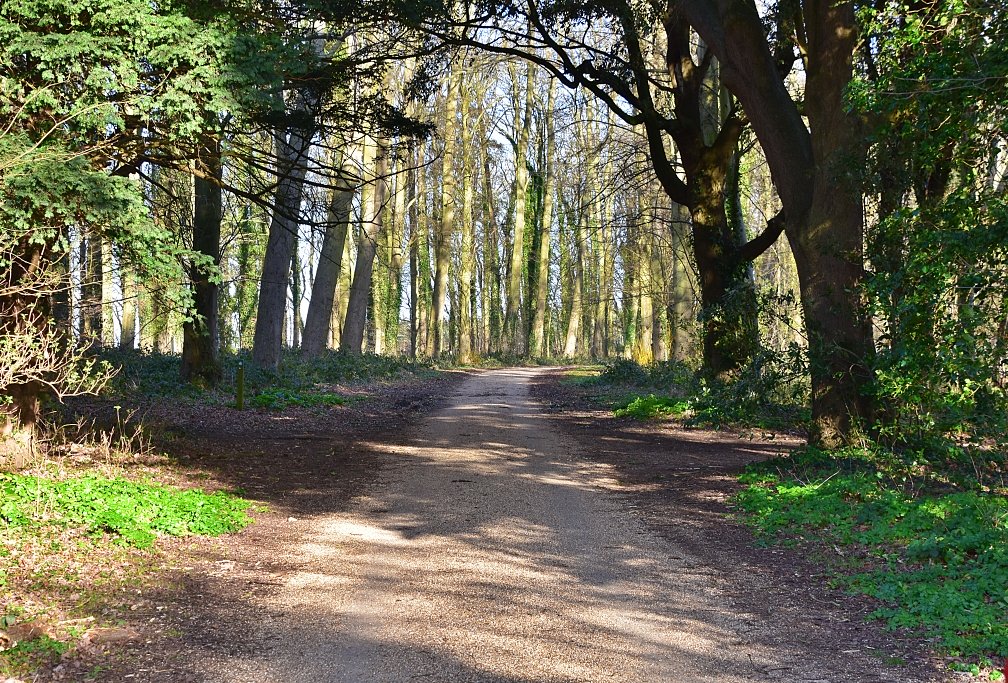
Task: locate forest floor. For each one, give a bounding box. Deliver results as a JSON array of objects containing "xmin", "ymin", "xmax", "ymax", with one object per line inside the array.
[{"xmin": 10, "ymin": 366, "xmax": 956, "ymax": 682}]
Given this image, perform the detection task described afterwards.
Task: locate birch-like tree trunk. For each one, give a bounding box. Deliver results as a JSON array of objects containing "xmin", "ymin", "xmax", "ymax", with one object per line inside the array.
[
  {"xmin": 431, "ymin": 65, "xmax": 460, "ymax": 357},
  {"xmin": 636, "ymin": 182, "xmax": 655, "ymax": 364},
  {"xmin": 478, "ymin": 112, "xmax": 501, "ymax": 356},
  {"xmin": 504, "ymin": 60, "xmax": 533, "ymax": 353},
  {"xmin": 562, "ymin": 204, "xmax": 585, "ymax": 358},
  {"xmin": 530, "ymin": 78, "xmax": 556, "ymax": 358},
  {"xmin": 457, "ymin": 75, "xmax": 476, "ymax": 362}
]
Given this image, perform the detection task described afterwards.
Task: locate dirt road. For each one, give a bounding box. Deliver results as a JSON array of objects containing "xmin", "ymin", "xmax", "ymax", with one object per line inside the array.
[{"xmin": 187, "ymin": 368, "xmax": 942, "ymax": 682}]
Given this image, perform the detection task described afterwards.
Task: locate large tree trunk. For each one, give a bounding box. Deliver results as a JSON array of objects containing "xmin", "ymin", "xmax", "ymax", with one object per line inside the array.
[
  {"xmin": 251, "ymin": 124, "xmax": 312, "ymax": 369},
  {"xmin": 681, "ymin": 0, "xmax": 874, "ymax": 445},
  {"xmin": 431, "ymin": 66, "xmax": 460, "ymax": 357},
  {"xmin": 181, "ymin": 140, "xmax": 223, "ymax": 385},
  {"xmin": 341, "ymin": 140, "xmax": 389, "ymax": 354},
  {"xmin": 504, "ymin": 61, "xmax": 534, "ymax": 354},
  {"xmin": 530, "ymin": 80, "xmax": 557, "ymax": 358},
  {"xmin": 457, "ymin": 76, "xmax": 476, "ymax": 362},
  {"xmin": 302, "ymin": 160, "xmax": 354, "ymax": 358},
  {"xmin": 797, "ymin": 0, "xmax": 874, "ymax": 444}
]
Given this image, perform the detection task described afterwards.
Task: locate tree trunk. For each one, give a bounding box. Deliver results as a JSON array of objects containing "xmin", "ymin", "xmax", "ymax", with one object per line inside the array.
[
  {"xmin": 181, "ymin": 140, "xmax": 223, "ymax": 385},
  {"xmin": 797, "ymin": 0, "xmax": 873, "ymax": 444},
  {"xmin": 414, "ymin": 143, "xmax": 432, "ymax": 356},
  {"xmin": 384, "ymin": 164, "xmax": 407, "ymax": 355},
  {"xmin": 562, "ymin": 210, "xmax": 585, "ymax": 358},
  {"xmin": 688, "ymin": 149, "xmax": 758, "ymax": 375},
  {"xmin": 1, "ymin": 237, "xmax": 50, "ymax": 440},
  {"xmin": 681, "ymin": 0, "xmax": 874, "ymax": 444},
  {"xmin": 79, "ymin": 229, "xmax": 103, "ymax": 349},
  {"xmin": 302, "ymin": 160, "xmax": 354, "ymax": 358},
  {"xmin": 504, "ymin": 60, "xmax": 534, "ymax": 353},
  {"xmin": 409, "ymin": 147, "xmax": 423, "ymax": 357},
  {"xmin": 251, "ymin": 124, "xmax": 312, "ymax": 369},
  {"xmin": 635, "ymin": 182, "xmax": 655, "ymax": 364},
  {"xmin": 119, "ymin": 267, "xmax": 136, "ymax": 350},
  {"xmin": 458, "ymin": 75, "xmax": 476, "ymax": 362},
  {"xmin": 341, "ymin": 140, "xmax": 389, "ymax": 354},
  {"xmin": 431, "ymin": 66, "xmax": 460, "ymax": 357},
  {"xmin": 530, "ymin": 79, "xmax": 557, "ymax": 358},
  {"xmin": 479, "ymin": 120, "xmax": 502, "ymax": 356}
]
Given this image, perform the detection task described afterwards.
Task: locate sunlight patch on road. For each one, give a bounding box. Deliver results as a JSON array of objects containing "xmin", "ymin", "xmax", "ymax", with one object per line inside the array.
[{"xmin": 324, "ymin": 519, "xmax": 412, "ymax": 545}]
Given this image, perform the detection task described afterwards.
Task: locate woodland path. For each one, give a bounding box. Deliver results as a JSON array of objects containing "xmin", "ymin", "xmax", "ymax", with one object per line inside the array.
[{"xmin": 181, "ymin": 368, "xmax": 944, "ymax": 683}]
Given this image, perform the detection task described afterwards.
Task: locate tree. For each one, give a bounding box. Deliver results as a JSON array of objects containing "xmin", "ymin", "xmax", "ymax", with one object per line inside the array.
[
  {"xmin": 181, "ymin": 138, "xmax": 224, "ymax": 385},
  {"xmin": 857, "ymin": 0, "xmax": 1008, "ymax": 450},
  {"xmin": 0, "ymin": 0, "xmax": 294, "ymax": 434},
  {"xmin": 678, "ymin": 0, "xmax": 875, "ymax": 445},
  {"xmin": 430, "ymin": 64, "xmax": 461, "ymax": 357},
  {"xmin": 342, "ymin": 137, "xmax": 390, "ymax": 354},
  {"xmin": 302, "ymin": 153, "xmax": 356, "ymax": 358},
  {"xmin": 424, "ymin": 1, "xmax": 786, "ymax": 375},
  {"xmin": 251, "ymin": 85, "xmax": 319, "ymax": 368},
  {"xmin": 529, "ymin": 77, "xmax": 557, "ymax": 358}
]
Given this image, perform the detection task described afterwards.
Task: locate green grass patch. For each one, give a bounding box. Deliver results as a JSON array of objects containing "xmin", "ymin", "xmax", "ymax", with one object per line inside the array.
[
  {"xmin": 736, "ymin": 448, "xmax": 1008, "ymax": 661},
  {"xmin": 250, "ymin": 387, "xmax": 346, "ymax": 410},
  {"xmin": 0, "ymin": 474, "xmax": 252, "ymax": 549},
  {"xmin": 614, "ymin": 394, "xmax": 691, "ymax": 420}
]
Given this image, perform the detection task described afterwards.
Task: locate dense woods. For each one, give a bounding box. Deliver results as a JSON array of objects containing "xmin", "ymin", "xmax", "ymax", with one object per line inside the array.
[{"xmin": 2, "ymin": 0, "xmax": 1006, "ymax": 456}]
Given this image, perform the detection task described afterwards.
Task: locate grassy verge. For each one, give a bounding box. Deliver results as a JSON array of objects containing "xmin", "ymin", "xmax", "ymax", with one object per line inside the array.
[
  {"xmin": 0, "ymin": 467, "xmax": 253, "ymax": 678},
  {"xmin": 0, "ymin": 472, "xmax": 251, "ymax": 548},
  {"xmin": 735, "ymin": 447, "xmax": 1007, "ymax": 679}
]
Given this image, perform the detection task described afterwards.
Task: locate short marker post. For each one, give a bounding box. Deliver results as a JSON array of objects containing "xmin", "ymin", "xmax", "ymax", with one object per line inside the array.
[{"xmin": 236, "ymin": 360, "xmax": 245, "ymax": 410}]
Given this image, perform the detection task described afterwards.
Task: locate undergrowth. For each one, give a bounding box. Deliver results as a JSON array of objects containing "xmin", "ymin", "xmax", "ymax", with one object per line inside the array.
[
  {"xmin": 250, "ymin": 388, "xmax": 346, "ymax": 410},
  {"xmin": 0, "ymin": 473, "xmax": 251, "ymax": 549},
  {"xmin": 1, "ymin": 634, "xmax": 69, "ymax": 674},
  {"xmin": 100, "ymin": 348, "xmax": 434, "ymax": 407},
  {"xmin": 0, "ymin": 467, "xmax": 254, "ymax": 678},
  {"xmin": 736, "ymin": 447, "xmax": 1008, "ymax": 674},
  {"xmin": 592, "ymin": 356, "xmax": 809, "ymax": 431},
  {"xmin": 613, "ymin": 394, "xmax": 691, "ymax": 419}
]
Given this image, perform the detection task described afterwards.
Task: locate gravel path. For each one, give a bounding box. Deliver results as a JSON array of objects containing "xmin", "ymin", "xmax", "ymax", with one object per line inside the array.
[{"xmin": 191, "ymin": 368, "xmax": 904, "ymax": 682}]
